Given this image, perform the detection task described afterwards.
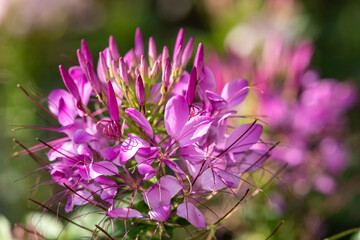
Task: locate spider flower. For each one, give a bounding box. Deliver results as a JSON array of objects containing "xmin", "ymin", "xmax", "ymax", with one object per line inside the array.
[
  {"xmin": 15, "ymin": 28, "xmax": 273, "ymax": 239},
  {"xmin": 207, "ymin": 35, "xmax": 357, "ymax": 195}
]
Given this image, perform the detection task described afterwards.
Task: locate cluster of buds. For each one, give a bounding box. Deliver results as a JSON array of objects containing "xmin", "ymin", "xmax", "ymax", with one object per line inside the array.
[{"xmin": 16, "ymin": 28, "xmax": 274, "ymax": 238}]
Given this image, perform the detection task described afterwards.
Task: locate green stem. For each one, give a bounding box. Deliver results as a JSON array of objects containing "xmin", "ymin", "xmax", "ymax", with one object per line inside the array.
[{"xmin": 324, "ymin": 228, "xmax": 360, "ymax": 240}]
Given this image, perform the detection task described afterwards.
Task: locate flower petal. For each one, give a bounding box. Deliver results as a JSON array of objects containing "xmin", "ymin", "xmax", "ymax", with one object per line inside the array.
[
  {"xmin": 221, "ymin": 79, "xmax": 248, "ymax": 109},
  {"xmin": 158, "ymin": 175, "xmax": 182, "ymax": 198},
  {"xmin": 138, "ymin": 163, "xmax": 157, "ymax": 180},
  {"xmin": 163, "ymin": 159, "xmax": 187, "ymax": 179},
  {"xmin": 198, "ymin": 66, "xmax": 216, "ymax": 94},
  {"xmin": 177, "ymin": 116, "xmax": 213, "ymax": 147},
  {"xmin": 148, "ymin": 205, "xmax": 171, "ymax": 222},
  {"xmin": 59, "ymin": 65, "xmax": 81, "ymax": 101},
  {"xmin": 107, "ymin": 208, "xmax": 144, "ymax": 219},
  {"xmin": 73, "ymin": 129, "xmax": 97, "ymax": 144},
  {"xmin": 91, "ymin": 161, "xmax": 118, "ymax": 177},
  {"xmin": 107, "ymin": 81, "xmax": 119, "ymax": 121},
  {"xmin": 181, "ymin": 145, "xmax": 206, "ymax": 163},
  {"xmin": 135, "ymin": 147, "xmax": 160, "ymax": 164},
  {"xmin": 114, "ymin": 137, "xmax": 147, "ymax": 164},
  {"xmin": 144, "ymin": 184, "xmax": 171, "ymax": 208},
  {"xmin": 200, "ymin": 168, "xmax": 227, "ymax": 191},
  {"xmin": 58, "ymin": 98, "xmax": 75, "ymax": 126},
  {"xmin": 125, "ymin": 108, "xmax": 153, "ymax": 138},
  {"xmin": 164, "ymin": 95, "xmax": 189, "ymax": 138},
  {"xmin": 176, "ymin": 202, "xmax": 206, "ymax": 228},
  {"xmin": 48, "ymin": 89, "xmax": 76, "ymax": 116},
  {"xmin": 100, "ymin": 146, "xmax": 120, "ymax": 161},
  {"xmin": 225, "ymin": 123, "xmax": 263, "ymax": 153}
]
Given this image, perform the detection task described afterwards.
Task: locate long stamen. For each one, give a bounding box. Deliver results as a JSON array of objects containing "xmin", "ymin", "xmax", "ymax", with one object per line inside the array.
[
  {"xmin": 17, "ymin": 84, "xmax": 58, "ymax": 119},
  {"xmin": 13, "ymin": 139, "xmax": 51, "ymax": 167}
]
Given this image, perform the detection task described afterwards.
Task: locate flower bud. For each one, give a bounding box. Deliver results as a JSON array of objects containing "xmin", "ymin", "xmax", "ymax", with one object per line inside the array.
[
  {"xmin": 81, "ymin": 39, "xmax": 93, "ymax": 66},
  {"xmin": 140, "ymin": 55, "xmax": 148, "ymax": 80},
  {"xmin": 150, "ymin": 59, "xmax": 160, "ymax": 80},
  {"xmin": 173, "ymin": 28, "xmax": 184, "ymax": 60},
  {"xmin": 186, "ymin": 67, "xmax": 197, "ymax": 105},
  {"xmin": 107, "ymin": 81, "xmax": 119, "ymax": 121},
  {"xmin": 59, "ymin": 65, "xmax": 81, "ymax": 102},
  {"xmin": 162, "ymin": 46, "xmax": 169, "ymax": 71},
  {"xmin": 136, "ymin": 75, "xmax": 145, "ymax": 108},
  {"xmin": 99, "ymin": 52, "xmax": 110, "ymax": 82},
  {"xmin": 85, "ymin": 61, "xmax": 101, "ymax": 95},
  {"xmin": 182, "ymin": 37, "xmax": 194, "ymax": 67},
  {"xmin": 173, "ymin": 44, "xmax": 182, "ymax": 73},
  {"xmin": 135, "ymin": 28, "xmax": 144, "ymax": 58},
  {"xmin": 119, "ymin": 57, "xmax": 129, "ymax": 84},
  {"xmin": 194, "ymin": 43, "xmax": 204, "ymax": 79},
  {"xmin": 162, "ymin": 58, "xmax": 171, "ymax": 91},
  {"xmin": 148, "ymin": 37, "xmax": 157, "ymax": 65},
  {"xmin": 77, "ymin": 49, "xmax": 87, "ymax": 73},
  {"xmin": 109, "ymin": 36, "xmax": 120, "ymax": 60}
]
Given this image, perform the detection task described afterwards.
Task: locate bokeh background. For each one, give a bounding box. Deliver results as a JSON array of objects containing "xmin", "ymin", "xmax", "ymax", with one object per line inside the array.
[{"xmin": 0, "ymin": 0, "xmax": 360, "ymax": 239}]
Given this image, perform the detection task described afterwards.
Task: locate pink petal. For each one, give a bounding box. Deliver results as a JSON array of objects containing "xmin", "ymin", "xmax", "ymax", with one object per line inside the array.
[
  {"xmin": 229, "ymin": 149, "xmax": 268, "ymax": 173},
  {"xmin": 177, "ymin": 116, "xmax": 213, "ymax": 147},
  {"xmin": 144, "ymin": 184, "xmax": 171, "ymax": 208},
  {"xmin": 206, "ymin": 90, "xmax": 227, "ymax": 110},
  {"xmin": 77, "ymin": 144, "xmax": 93, "ymax": 158},
  {"xmin": 172, "ymin": 71, "xmax": 189, "ymax": 96},
  {"xmin": 176, "ymin": 202, "xmax": 206, "ymax": 228},
  {"xmin": 138, "ymin": 163, "xmax": 157, "ymax": 180},
  {"xmin": 125, "ymin": 108, "xmax": 153, "ymax": 138},
  {"xmin": 181, "ymin": 145, "xmax": 206, "ymax": 163},
  {"xmin": 148, "ymin": 205, "xmax": 172, "ymax": 222},
  {"xmin": 198, "ymin": 66, "xmax": 216, "ymax": 94},
  {"xmin": 165, "ymin": 95, "xmax": 189, "ymax": 138},
  {"xmin": 80, "ymin": 161, "xmax": 118, "ymax": 180},
  {"xmin": 107, "ymin": 81, "xmax": 119, "ymax": 121},
  {"xmin": 114, "ymin": 137, "xmax": 147, "ymax": 164},
  {"xmin": 162, "ymin": 159, "xmax": 187, "ymax": 178},
  {"xmin": 135, "ymin": 147, "xmax": 160, "ymax": 164},
  {"xmin": 73, "ymin": 129, "xmax": 96, "ymax": 144},
  {"xmin": 216, "ymin": 112, "xmax": 234, "ymax": 144},
  {"xmin": 200, "ymin": 168, "xmax": 227, "ymax": 191},
  {"xmin": 158, "ymin": 175, "xmax": 182, "ymax": 198},
  {"xmin": 58, "ymin": 98, "xmax": 75, "ymax": 126},
  {"xmin": 91, "ymin": 161, "xmax": 118, "ymax": 176},
  {"xmin": 48, "ymin": 89, "xmax": 76, "ymax": 116},
  {"xmin": 59, "ymin": 65, "xmax": 81, "ymax": 101},
  {"xmin": 107, "ymin": 208, "xmax": 144, "ymax": 219},
  {"xmin": 221, "ymin": 79, "xmax": 248, "ymax": 109},
  {"xmin": 225, "ymin": 123, "xmax": 263, "ymax": 153},
  {"xmin": 65, "ymin": 190, "xmax": 93, "ymax": 213},
  {"xmin": 216, "ymin": 170, "xmax": 240, "ymax": 188},
  {"xmin": 150, "ymin": 83, "xmax": 161, "ymax": 103},
  {"xmin": 100, "ymin": 146, "xmax": 120, "ymax": 161}
]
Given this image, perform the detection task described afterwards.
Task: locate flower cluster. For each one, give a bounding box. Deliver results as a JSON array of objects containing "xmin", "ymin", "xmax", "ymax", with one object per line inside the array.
[
  {"xmin": 208, "ymin": 36, "xmax": 357, "ymax": 195},
  {"xmin": 18, "ymin": 29, "xmax": 271, "ymax": 238}
]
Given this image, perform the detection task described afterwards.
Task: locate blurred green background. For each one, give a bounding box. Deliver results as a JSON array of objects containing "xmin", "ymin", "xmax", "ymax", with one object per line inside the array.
[{"xmin": 1, "ymin": 0, "xmax": 359, "ymax": 239}]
